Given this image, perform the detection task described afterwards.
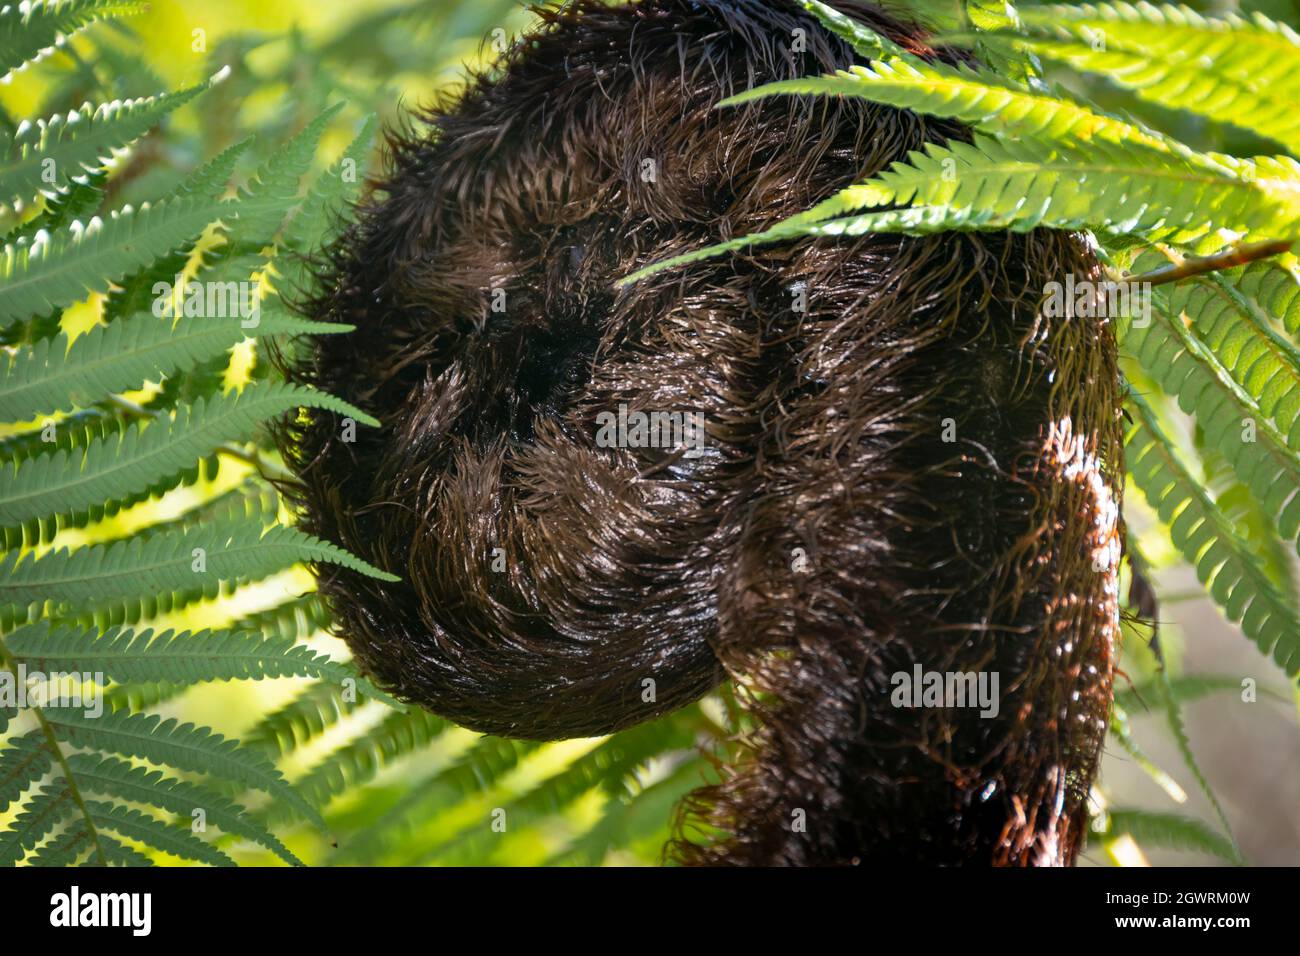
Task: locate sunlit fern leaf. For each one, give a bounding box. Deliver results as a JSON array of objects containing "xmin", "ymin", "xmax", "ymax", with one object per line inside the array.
[
  {"xmin": 1234, "ymin": 254, "xmax": 1300, "ymax": 337},
  {"xmin": 66, "ymin": 753, "xmax": 301, "ymax": 865},
  {"xmin": 0, "ymin": 195, "xmax": 233, "ymax": 331},
  {"xmin": 223, "ymin": 102, "xmax": 346, "ymax": 250},
  {"xmin": 0, "ymin": 0, "xmax": 144, "ymax": 80},
  {"xmin": 6, "ymin": 622, "xmax": 363, "ymax": 687},
  {"xmin": 0, "ymin": 71, "xmax": 223, "ymax": 206},
  {"xmin": 169, "ymin": 135, "xmax": 253, "ymax": 202},
  {"xmin": 806, "ymin": 135, "xmax": 1297, "ymax": 239},
  {"xmin": 0, "ymin": 732, "xmax": 52, "ymax": 814},
  {"xmin": 280, "ymin": 114, "xmax": 376, "ymax": 258},
  {"xmin": 794, "ymin": 0, "xmax": 915, "ymax": 61},
  {"xmin": 0, "ymin": 383, "xmax": 376, "ymax": 531},
  {"xmin": 1195, "ymin": 431, "xmax": 1298, "ymax": 600},
  {"xmin": 1161, "ymin": 271, "xmax": 1300, "ymax": 455},
  {"xmin": 100, "ymin": 681, "xmax": 187, "ymax": 714},
  {"xmin": 1092, "ymin": 807, "xmax": 1240, "ymax": 864},
  {"xmin": 972, "ymin": 3, "xmax": 1300, "ymax": 154},
  {"xmin": 621, "ymin": 136, "xmax": 1299, "ymax": 284},
  {"xmin": 0, "ymin": 310, "xmax": 351, "ymax": 424},
  {"xmin": 82, "ymin": 799, "xmax": 236, "ymax": 866},
  {"xmin": 39, "ymin": 707, "xmax": 325, "ymax": 830},
  {"xmin": 231, "ymin": 592, "xmax": 330, "ymax": 644},
  {"xmin": 1124, "ymin": 392, "xmax": 1300, "ymax": 675},
  {"xmin": 1122, "ymin": 291, "xmax": 1300, "ymax": 566},
  {"xmin": 99, "ymin": 136, "xmax": 254, "ymax": 324},
  {"xmin": 716, "ymin": 57, "xmax": 1187, "ymax": 161},
  {"xmin": 0, "ymin": 519, "xmax": 399, "ymax": 626},
  {"xmin": 4, "ymin": 168, "xmax": 106, "ymax": 245}
]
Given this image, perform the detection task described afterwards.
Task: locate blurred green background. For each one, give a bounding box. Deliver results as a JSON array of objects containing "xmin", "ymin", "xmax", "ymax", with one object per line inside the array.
[{"xmin": 2, "ymin": 0, "xmax": 1296, "ymax": 866}]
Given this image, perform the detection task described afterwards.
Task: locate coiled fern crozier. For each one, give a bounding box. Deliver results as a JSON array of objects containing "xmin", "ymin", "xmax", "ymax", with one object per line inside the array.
[{"xmin": 0, "ymin": 0, "xmax": 1298, "ymax": 866}]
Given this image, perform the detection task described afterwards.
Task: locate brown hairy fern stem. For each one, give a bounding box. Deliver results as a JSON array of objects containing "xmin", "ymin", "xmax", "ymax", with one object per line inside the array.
[{"xmin": 276, "ymin": 0, "xmax": 1123, "ymax": 865}]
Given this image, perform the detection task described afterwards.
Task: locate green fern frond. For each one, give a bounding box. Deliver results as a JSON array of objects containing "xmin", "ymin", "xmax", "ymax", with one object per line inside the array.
[
  {"xmin": 0, "ymin": 309, "xmax": 351, "ymax": 423},
  {"xmin": 95, "ymin": 834, "xmax": 153, "ymax": 867},
  {"xmin": 100, "ymin": 681, "xmax": 187, "ymax": 714},
  {"xmin": 0, "ymin": 71, "xmax": 223, "ymax": 206},
  {"xmin": 98, "ymin": 137, "xmax": 255, "ymax": 324},
  {"xmin": 1124, "ymin": 391, "xmax": 1300, "ymax": 674},
  {"xmin": 546, "ymin": 757, "xmax": 706, "ymax": 866},
  {"xmin": 1114, "ymin": 674, "xmax": 1275, "ymax": 713},
  {"xmin": 239, "ymin": 680, "xmax": 368, "ymax": 761},
  {"xmin": 81, "ymin": 798, "xmax": 235, "ymax": 866},
  {"xmin": 26, "ymin": 823, "xmax": 93, "ymax": 866},
  {"xmin": 5, "ymin": 621, "xmax": 362, "ymax": 687},
  {"xmin": 792, "ymin": 0, "xmax": 913, "ymax": 61},
  {"xmin": 0, "ymin": 382, "xmax": 377, "ymax": 530},
  {"xmin": 0, "ymin": 518, "xmax": 399, "ymax": 624},
  {"xmin": 224, "ymin": 102, "xmax": 346, "ymax": 249},
  {"xmin": 421, "ymin": 717, "xmax": 697, "ymax": 864},
  {"xmin": 175, "ymin": 136, "xmax": 253, "ymax": 201},
  {"xmin": 1163, "ymin": 271, "xmax": 1300, "ymax": 453},
  {"xmin": 1093, "ymin": 807, "xmax": 1239, "ymax": 863},
  {"xmin": 335, "ymin": 735, "xmax": 545, "ymax": 862},
  {"xmin": 1153, "ymin": 663, "xmax": 1240, "ymax": 861},
  {"xmin": 67, "ymin": 753, "xmax": 301, "ymax": 865},
  {"xmin": 0, "ymin": 195, "xmax": 232, "ymax": 331},
  {"xmin": 286, "ymin": 709, "xmax": 447, "ymax": 816},
  {"xmin": 231, "ymin": 592, "xmax": 329, "ymax": 644},
  {"xmin": 1123, "ymin": 291, "xmax": 1300, "ymax": 569},
  {"xmin": 1108, "ymin": 705, "xmax": 1187, "ymax": 804},
  {"xmin": 979, "ymin": 3, "xmax": 1300, "ymax": 154},
  {"xmin": 807, "ymin": 136, "xmax": 1296, "ymax": 238},
  {"xmin": 4, "ymin": 168, "xmax": 106, "ymax": 245},
  {"xmin": 716, "ymin": 58, "xmax": 1186, "ymax": 161},
  {"xmin": 622, "ymin": 136, "xmax": 1299, "ymax": 284},
  {"xmin": 0, "ymin": 782, "xmax": 73, "ymax": 865},
  {"xmin": 40, "ymin": 707, "xmax": 325, "ymax": 829},
  {"xmin": 0, "ymin": 0, "xmax": 144, "ymax": 80},
  {"xmin": 280, "ymin": 114, "xmax": 376, "ymax": 256},
  {"xmin": 0, "ymin": 731, "xmax": 53, "ymax": 814}
]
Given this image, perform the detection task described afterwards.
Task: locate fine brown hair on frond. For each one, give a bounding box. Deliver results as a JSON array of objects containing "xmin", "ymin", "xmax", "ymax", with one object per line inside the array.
[{"xmin": 276, "ymin": 0, "xmax": 1123, "ymax": 866}]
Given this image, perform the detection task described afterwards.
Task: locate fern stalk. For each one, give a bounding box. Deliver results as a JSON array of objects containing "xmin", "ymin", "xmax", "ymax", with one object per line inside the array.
[{"xmin": 0, "ymin": 634, "xmax": 107, "ymax": 866}]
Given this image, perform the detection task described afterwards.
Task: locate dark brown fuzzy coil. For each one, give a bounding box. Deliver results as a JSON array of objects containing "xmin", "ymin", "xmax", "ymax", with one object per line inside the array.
[{"xmin": 278, "ymin": 0, "xmax": 1123, "ymax": 865}]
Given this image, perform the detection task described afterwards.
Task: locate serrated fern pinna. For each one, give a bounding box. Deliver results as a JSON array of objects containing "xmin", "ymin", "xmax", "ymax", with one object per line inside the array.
[{"xmin": 0, "ymin": 0, "xmax": 393, "ymax": 867}]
